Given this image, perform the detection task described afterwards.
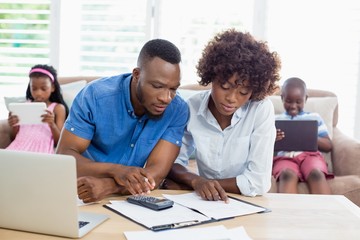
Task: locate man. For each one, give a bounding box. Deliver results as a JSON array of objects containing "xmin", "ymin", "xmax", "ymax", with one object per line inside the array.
[{"xmin": 56, "ymin": 39, "xmax": 189, "ymax": 203}]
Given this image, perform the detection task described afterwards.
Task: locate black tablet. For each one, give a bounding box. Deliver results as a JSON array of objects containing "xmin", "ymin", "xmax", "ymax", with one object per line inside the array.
[{"xmin": 274, "ymin": 120, "xmax": 318, "ymax": 152}]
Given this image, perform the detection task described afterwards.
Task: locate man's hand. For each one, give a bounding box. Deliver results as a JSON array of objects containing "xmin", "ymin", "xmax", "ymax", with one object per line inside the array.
[
  {"xmin": 77, "ymin": 176, "xmax": 121, "ymax": 203},
  {"xmin": 192, "ymin": 177, "xmax": 229, "ymax": 203},
  {"xmin": 111, "ymin": 166, "xmax": 156, "ymax": 195}
]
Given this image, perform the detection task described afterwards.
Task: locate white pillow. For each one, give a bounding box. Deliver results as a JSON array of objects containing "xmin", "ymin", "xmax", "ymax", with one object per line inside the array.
[
  {"xmin": 61, "ymin": 80, "xmax": 87, "ymax": 108},
  {"xmin": 4, "ymin": 96, "xmax": 26, "ymax": 111}
]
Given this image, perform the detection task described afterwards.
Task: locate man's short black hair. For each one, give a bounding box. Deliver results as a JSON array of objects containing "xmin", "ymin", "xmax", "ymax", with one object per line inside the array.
[{"xmin": 137, "ymin": 39, "xmax": 181, "ymax": 67}]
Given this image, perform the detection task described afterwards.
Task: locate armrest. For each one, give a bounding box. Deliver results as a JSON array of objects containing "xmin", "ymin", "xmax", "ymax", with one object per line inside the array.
[
  {"xmin": 0, "ymin": 119, "xmax": 11, "ymax": 149},
  {"xmin": 332, "ymin": 127, "xmax": 360, "ymax": 176}
]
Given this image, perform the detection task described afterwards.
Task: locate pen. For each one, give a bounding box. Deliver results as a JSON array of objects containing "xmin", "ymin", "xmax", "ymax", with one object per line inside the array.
[{"xmin": 151, "ymin": 220, "xmax": 200, "ymax": 231}]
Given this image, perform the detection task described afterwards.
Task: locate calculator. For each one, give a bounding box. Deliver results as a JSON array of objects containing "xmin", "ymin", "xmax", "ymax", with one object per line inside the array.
[{"xmin": 126, "ymin": 195, "xmax": 174, "ymax": 211}]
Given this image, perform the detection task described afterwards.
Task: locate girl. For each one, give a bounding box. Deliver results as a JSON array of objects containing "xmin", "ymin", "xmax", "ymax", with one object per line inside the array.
[{"xmin": 6, "ymin": 64, "xmax": 69, "ymax": 153}]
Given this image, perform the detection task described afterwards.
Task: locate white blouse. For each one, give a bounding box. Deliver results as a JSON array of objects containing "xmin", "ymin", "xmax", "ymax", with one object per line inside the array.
[{"xmin": 176, "ymin": 90, "xmax": 276, "ymax": 196}]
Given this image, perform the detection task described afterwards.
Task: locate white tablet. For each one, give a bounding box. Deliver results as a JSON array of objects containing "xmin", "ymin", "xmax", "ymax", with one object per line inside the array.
[{"xmin": 8, "ymin": 102, "xmax": 47, "ymax": 125}]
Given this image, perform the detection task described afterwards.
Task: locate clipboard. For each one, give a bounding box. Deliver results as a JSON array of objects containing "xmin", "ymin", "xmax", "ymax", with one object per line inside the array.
[
  {"xmin": 104, "ymin": 203, "xmax": 215, "ymax": 231},
  {"xmin": 104, "ymin": 201, "xmax": 215, "ymax": 231},
  {"xmin": 104, "ymin": 192, "xmax": 269, "ymax": 231}
]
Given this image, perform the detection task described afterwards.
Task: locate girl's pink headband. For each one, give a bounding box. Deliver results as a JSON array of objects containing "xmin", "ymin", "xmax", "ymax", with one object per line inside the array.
[{"xmin": 29, "ymin": 68, "xmax": 54, "ymax": 82}]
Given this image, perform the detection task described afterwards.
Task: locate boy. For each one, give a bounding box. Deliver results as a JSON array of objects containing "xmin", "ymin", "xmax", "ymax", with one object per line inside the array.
[{"xmin": 273, "ymin": 77, "xmax": 333, "ymax": 194}]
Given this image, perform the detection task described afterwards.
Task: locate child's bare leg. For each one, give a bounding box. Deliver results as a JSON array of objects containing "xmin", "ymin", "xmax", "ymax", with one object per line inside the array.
[
  {"xmin": 278, "ymin": 169, "xmax": 299, "ymax": 193},
  {"xmin": 306, "ymin": 169, "xmax": 331, "ymax": 194}
]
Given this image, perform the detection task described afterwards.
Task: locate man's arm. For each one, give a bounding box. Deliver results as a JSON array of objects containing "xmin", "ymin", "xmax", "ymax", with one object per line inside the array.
[
  {"xmin": 56, "ymin": 129, "xmax": 116, "ymax": 177},
  {"xmin": 136, "ymin": 139, "xmax": 181, "ymax": 189},
  {"xmin": 56, "ymin": 129, "xmax": 154, "ymax": 197}
]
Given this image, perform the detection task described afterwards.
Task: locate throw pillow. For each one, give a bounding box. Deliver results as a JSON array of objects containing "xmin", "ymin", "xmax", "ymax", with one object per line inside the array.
[
  {"xmin": 4, "ymin": 96, "xmax": 26, "ymax": 111},
  {"xmin": 61, "ymin": 80, "xmax": 87, "ymax": 108}
]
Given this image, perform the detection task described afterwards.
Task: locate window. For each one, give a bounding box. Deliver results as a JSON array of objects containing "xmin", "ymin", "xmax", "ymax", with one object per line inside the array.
[
  {"xmin": 0, "ymin": 0, "xmax": 254, "ymax": 83},
  {"xmin": 57, "ymin": 0, "xmax": 151, "ymax": 76},
  {"xmin": 0, "ymin": 0, "xmax": 359, "ymax": 140},
  {"xmin": 0, "ymin": 0, "xmax": 51, "ymax": 83},
  {"xmin": 266, "ymin": 0, "xmax": 360, "ymax": 138},
  {"xmin": 155, "ymin": 0, "xmax": 254, "ymax": 84}
]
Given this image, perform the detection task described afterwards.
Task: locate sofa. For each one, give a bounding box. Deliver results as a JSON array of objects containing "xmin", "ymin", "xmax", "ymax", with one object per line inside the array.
[{"xmin": 1, "ymin": 76, "xmax": 360, "ymax": 207}]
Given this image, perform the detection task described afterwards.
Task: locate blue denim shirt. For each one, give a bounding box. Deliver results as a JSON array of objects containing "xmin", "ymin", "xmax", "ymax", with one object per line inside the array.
[{"xmin": 64, "ymin": 73, "xmax": 189, "ymax": 167}]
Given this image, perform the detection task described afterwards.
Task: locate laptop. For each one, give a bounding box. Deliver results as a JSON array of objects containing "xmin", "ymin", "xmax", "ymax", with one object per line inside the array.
[
  {"xmin": 274, "ymin": 120, "xmax": 318, "ymax": 152},
  {"xmin": 0, "ymin": 149, "xmax": 109, "ymax": 238}
]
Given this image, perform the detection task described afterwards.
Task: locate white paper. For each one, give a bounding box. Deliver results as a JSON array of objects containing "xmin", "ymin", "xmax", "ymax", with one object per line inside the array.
[
  {"xmin": 124, "ymin": 225, "xmax": 252, "ymax": 240},
  {"xmin": 163, "ymin": 192, "xmax": 265, "ymax": 220}
]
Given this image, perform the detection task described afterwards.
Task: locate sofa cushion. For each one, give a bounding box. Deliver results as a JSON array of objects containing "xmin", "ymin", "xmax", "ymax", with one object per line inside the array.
[
  {"xmin": 4, "ymin": 96, "xmax": 26, "ymax": 111},
  {"xmin": 61, "ymin": 80, "xmax": 87, "ymax": 108}
]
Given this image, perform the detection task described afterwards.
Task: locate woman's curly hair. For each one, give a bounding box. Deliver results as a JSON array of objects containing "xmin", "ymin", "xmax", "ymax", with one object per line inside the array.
[{"xmin": 197, "ymin": 29, "xmax": 281, "ymax": 100}]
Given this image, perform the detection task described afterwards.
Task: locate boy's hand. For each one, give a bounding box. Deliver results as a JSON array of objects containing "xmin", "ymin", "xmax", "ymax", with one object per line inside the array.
[{"xmin": 276, "ymin": 129, "xmax": 285, "ymax": 141}]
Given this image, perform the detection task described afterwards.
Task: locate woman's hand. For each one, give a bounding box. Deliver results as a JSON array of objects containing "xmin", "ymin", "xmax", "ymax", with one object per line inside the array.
[{"xmin": 192, "ymin": 177, "xmax": 229, "ymax": 203}]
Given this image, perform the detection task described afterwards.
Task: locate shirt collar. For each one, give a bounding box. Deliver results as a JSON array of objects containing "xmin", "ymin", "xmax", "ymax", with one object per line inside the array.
[{"xmin": 123, "ymin": 74, "xmax": 138, "ymax": 119}]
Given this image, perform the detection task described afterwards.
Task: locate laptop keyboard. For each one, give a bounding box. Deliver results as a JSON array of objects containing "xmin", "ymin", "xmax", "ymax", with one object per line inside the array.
[{"xmin": 79, "ymin": 221, "xmax": 90, "ymax": 229}]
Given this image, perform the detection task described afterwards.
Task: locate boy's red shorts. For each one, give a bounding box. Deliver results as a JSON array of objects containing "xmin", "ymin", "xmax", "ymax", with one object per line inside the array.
[{"xmin": 272, "ymin": 151, "xmax": 334, "ymax": 181}]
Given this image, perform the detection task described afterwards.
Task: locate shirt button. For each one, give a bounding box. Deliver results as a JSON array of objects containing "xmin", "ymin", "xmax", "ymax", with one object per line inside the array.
[
  {"xmin": 130, "ymin": 144, "xmax": 134, "ymax": 147},
  {"xmin": 70, "ymin": 127, "xmax": 74, "ymax": 131},
  {"xmin": 176, "ymin": 141, "xmax": 179, "ymax": 145}
]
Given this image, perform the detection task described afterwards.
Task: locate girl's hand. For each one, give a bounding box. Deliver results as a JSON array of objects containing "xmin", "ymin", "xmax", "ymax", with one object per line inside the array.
[
  {"xmin": 276, "ymin": 129, "xmax": 285, "ymax": 141},
  {"xmin": 7, "ymin": 113, "xmax": 19, "ymax": 127},
  {"xmin": 41, "ymin": 110, "xmax": 56, "ymax": 126}
]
